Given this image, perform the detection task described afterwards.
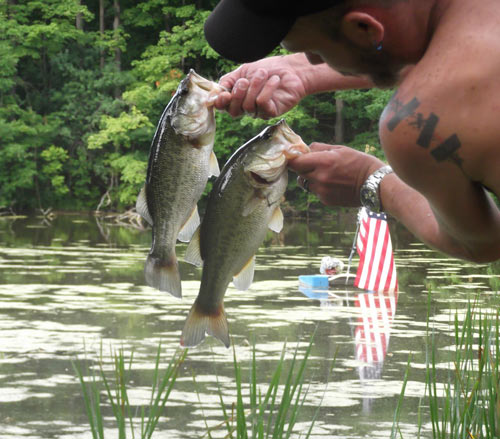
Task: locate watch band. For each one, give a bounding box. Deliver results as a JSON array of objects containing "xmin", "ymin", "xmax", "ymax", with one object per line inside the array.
[{"xmin": 359, "ymin": 165, "xmax": 393, "ymax": 212}]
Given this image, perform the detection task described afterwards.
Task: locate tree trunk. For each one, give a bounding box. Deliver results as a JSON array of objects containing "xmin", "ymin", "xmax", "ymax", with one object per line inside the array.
[
  {"xmin": 113, "ymin": 0, "xmax": 121, "ymax": 70},
  {"xmin": 334, "ymin": 97, "xmax": 344, "ymax": 144},
  {"xmin": 76, "ymin": 0, "xmax": 84, "ymax": 30},
  {"xmin": 99, "ymin": 0, "xmax": 105, "ymax": 70},
  {"xmin": 113, "ymin": 0, "xmax": 121, "ymax": 98}
]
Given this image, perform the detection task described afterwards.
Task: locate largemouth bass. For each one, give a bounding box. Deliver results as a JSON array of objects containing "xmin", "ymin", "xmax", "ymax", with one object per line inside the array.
[
  {"xmin": 136, "ymin": 70, "xmax": 223, "ymax": 298},
  {"xmin": 180, "ymin": 120, "xmax": 309, "ymax": 347}
]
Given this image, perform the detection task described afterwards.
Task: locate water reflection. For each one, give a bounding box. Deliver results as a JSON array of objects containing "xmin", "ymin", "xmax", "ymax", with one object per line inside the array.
[
  {"xmin": 0, "ymin": 213, "xmax": 498, "ymax": 439},
  {"xmin": 298, "ymin": 276, "xmax": 399, "ymax": 418}
]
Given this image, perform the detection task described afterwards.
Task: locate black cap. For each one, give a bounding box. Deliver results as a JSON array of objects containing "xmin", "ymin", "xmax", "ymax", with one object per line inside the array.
[{"xmin": 204, "ymin": 0, "xmax": 339, "ymax": 63}]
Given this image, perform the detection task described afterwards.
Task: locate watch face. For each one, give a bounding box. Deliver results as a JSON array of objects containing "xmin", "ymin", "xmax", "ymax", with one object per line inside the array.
[{"xmin": 360, "ymin": 186, "xmax": 378, "ymax": 211}]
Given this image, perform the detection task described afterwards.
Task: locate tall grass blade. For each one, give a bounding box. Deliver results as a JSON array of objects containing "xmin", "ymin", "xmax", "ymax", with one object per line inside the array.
[
  {"xmin": 391, "ymin": 354, "xmax": 412, "ymax": 439},
  {"xmin": 74, "ymin": 345, "xmax": 186, "ymax": 439},
  {"xmin": 210, "ymin": 332, "xmax": 331, "ymax": 439}
]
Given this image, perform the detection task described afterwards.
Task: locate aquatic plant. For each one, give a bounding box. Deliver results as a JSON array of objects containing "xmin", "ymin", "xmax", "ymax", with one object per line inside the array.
[
  {"xmin": 73, "ymin": 343, "xmax": 187, "ymax": 439},
  {"xmin": 74, "ymin": 334, "xmax": 329, "ymax": 438},
  {"xmin": 393, "ymin": 295, "xmax": 500, "ymax": 439},
  {"xmin": 198, "ymin": 334, "xmax": 334, "ymax": 439}
]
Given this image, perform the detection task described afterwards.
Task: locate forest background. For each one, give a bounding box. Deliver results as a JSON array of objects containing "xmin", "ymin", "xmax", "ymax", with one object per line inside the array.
[{"xmin": 0, "ymin": 0, "xmax": 393, "ymax": 214}]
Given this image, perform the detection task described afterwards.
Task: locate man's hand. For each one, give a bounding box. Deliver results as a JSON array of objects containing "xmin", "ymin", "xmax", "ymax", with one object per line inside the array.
[
  {"xmin": 214, "ymin": 53, "xmax": 376, "ymax": 119},
  {"xmin": 214, "ymin": 55, "xmax": 308, "ymax": 119},
  {"xmin": 288, "ymin": 143, "xmax": 385, "ymax": 207}
]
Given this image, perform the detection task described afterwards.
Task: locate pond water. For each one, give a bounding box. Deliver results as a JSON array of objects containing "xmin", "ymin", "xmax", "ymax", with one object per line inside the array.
[{"xmin": 0, "ymin": 211, "xmax": 498, "ymax": 438}]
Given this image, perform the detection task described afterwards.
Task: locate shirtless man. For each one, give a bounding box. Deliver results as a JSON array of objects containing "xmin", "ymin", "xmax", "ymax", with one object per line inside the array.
[{"xmin": 204, "ymin": 0, "xmax": 500, "ymax": 262}]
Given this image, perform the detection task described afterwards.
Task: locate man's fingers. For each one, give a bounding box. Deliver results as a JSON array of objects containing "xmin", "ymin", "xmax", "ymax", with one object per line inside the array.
[
  {"xmin": 214, "ymin": 91, "xmax": 232, "ymax": 110},
  {"xmin": 219, "ymin": 69, "xmax": 240, "ymax": 91},
  {"xmin": 255, "ymin": 75, "xmax": 281, "ymax": 117},
  {"xmin": 287, "ymin": 152, "xmax": 320, "ymax": 175},
  {"xmin": 241, "ymin": 69, "xmax": 268, "ymax": 114},
  {"xmin": 288, "ymin": 147, "xmax": 341, "ymax": 175},
  {"xmin": 309, "ymin": 143, "xmax": 343, "ymax": 152},
  {"xmin": 227, "ymin": 79, "xmax": 249, "ymax": 117}
]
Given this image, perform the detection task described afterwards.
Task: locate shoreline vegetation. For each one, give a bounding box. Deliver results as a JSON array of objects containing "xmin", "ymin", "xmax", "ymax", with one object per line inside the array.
[
  {"xmin": 73, "ymin": 295, "xmax": 499, "ymax": 438},
  {"xmin": 0, "ymin": 203, "xmax": 342, "ymax": 224}
]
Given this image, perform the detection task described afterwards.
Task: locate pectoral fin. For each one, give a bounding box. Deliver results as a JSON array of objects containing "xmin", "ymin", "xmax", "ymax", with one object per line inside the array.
[
  {"xmin": 136, "ymin": 186, "xmax": 153, "ymax": 226},
  {"xmin": 178, "ymin": 206, "xmax": 200, "ymax": 243},
  {"xmin": 268, "ymin": 206, "xmax": 284, "ymax": 233},
  {"xmin": 184, "ymin": 226, "xmax": 203, "ymax": 267},
  {"xmin": 232, "ymin": 255, "xmax": 256, "ymax": 291},
  {"xmin": 209, "ymin": 151, "xmax": 220, "ymax": 177}
]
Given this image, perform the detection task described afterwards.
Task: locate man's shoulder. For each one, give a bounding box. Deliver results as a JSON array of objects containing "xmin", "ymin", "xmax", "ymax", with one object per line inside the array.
[{"xmin": 380, "ymin": 65, "xmax": 500, "ymax": 195}]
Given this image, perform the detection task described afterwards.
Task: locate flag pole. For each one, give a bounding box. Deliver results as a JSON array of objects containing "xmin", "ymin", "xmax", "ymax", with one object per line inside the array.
[{"xmin": 345, "ymin": 207, "xmax": 363, "ymax": 286}]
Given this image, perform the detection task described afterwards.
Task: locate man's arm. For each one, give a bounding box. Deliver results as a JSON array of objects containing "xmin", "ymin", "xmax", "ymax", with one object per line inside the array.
[
  {"xmin": 379, "ymin": 92, "xmax": 500, "ymax": 262},
  {"xmin": 214, "ymin": 53, "xmax": 374, "ymax": 118},
  {"xmin": 288, "ymin": 141, "xmax": 500, "ymax": 262}
]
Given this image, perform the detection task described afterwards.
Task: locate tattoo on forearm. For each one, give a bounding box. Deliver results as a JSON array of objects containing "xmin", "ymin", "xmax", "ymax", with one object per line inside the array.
[{"xmin": 386, "ymin": 96, "xmax": 463, "ymax": 167}]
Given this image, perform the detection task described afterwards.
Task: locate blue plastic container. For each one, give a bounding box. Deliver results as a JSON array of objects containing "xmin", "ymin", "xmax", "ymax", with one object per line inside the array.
[{"xmin": 298, "ymin": 275, "xmax": 329, "ymax": 289}]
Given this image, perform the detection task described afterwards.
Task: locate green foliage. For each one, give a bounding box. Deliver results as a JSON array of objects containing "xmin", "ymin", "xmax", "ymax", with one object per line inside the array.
[
  {"xmin": 88, "ymin": 107, "xmax": 153, "ymax": 150},
  {"xmin": 109, "ymin": 151, "xmax": 148, "ymax": 206},
  {"xmin": 0, "ymin": 0, "xmax": 391, "ymax": 212},
  {"xmin": 41, "ymin": 145, "xmax": 70, "ymax": 196}
]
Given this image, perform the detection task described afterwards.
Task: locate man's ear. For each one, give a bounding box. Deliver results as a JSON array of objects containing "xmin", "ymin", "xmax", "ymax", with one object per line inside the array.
[{"xmin": 340, "ymin": 11, "xmax": 384, "ymax": 48}]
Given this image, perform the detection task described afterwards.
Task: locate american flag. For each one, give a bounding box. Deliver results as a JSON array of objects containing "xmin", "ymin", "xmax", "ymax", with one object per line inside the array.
[
  {"xmin": 354, "ymin": 207, "xmax": 398, "ymax": 294},
  {"xmin": 354, "ymin": 288, "xmax": 398, "ymax": 366}
]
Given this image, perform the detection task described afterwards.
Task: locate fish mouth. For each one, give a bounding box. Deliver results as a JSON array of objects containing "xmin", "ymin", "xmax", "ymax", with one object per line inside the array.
[
  {"xmin": 171, "ymin": 71, "xmax": 222, "ymax": 137},
  {"xmin": 274, "ymin": 120, "xmax": 310, "ymax": 158},
  {"xmin": 250, "ymin": 171, "xmax": 274, "ymax": 185},
  {"xmin": 246, "ymin": 155, "xmax": 287, "ymax": 186},
  {"xmin": 245, "ymin": 121, "xmax": 308, "ymax": 186},
  {"xmin": 187, "ymin": 70, "xmax": 226, "ymax": 103}
]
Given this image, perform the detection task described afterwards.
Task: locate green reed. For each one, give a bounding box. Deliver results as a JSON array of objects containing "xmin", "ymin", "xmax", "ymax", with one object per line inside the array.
[
  {"xmin": 200, "ymin": 333, "xmax": 334, "ymax": 439},
  {"xmin": 74, "ymin": 333, "xmax": 330, "ymax": 439},
  {"xmin": 393, "ymin": 295, "xmax": 500, "ymax": 439},
  {"xmin": 73, "ymin": 343, "xmax": 187, "ymax": 439}
]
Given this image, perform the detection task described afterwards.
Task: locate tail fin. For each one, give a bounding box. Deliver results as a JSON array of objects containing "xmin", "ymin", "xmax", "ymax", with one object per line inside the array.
[
  {"xmin": 180, "ymin": 299, "xmax": 229, "ymax": 348},
  {"xmin": 144, "ymin": 255, "xmax": 182, "ymax": 298}
]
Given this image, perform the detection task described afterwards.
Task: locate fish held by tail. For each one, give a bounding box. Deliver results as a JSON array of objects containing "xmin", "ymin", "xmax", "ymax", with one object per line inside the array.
[
  {"xmin": 181, "ymin": 299, "xmax": 229, "ymax": 348},
  {"xmin": 144, "ymin": 255, "xmax": 182, "ymax": 298}
]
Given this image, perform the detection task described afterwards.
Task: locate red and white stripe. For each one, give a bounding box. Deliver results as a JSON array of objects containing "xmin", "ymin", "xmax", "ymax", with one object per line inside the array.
[
  {"xmin": 355, "ymin": 208, "xmax": 397, "ymax": 294},
  {"xmin": 354, "ymin": 288, "xmax": 398, "ymax": 364}
]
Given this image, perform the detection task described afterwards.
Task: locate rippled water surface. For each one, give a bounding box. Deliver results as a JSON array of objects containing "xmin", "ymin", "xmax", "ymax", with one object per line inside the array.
[{"xmin": 0, "ymin": 212, "xmax": 498, "ymax": 438}]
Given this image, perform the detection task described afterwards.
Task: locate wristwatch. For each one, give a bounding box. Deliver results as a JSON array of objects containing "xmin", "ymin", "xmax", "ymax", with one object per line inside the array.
[{"xmin": 359, "ymin": 165, "xmax": 393, "ymax": 213}]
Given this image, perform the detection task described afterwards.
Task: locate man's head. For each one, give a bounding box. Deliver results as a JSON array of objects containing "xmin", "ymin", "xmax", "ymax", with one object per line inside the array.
[
  {"xmin": 204, "ymin": 0, "xmax": 345, "ymax": 63},
  {"xmin": 205, "ymin": 0, "xmax": 413, "ymax": 87}
]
